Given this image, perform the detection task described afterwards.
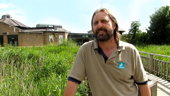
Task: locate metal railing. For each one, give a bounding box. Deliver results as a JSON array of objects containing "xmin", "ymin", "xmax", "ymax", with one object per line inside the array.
[{"xmin": 139, "ymin": 51, "xmax": 170, "ymax": 81}]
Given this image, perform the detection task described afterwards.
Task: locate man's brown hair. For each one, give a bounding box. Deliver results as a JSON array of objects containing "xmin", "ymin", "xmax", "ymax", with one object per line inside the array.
[{"xmin": 91, "ymin": 8, "xmax": 120, "ymax": 45}]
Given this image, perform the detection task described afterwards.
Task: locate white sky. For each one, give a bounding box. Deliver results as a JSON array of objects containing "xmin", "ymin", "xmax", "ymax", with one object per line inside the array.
[{"xmin": 0, "ymin": 0, "xmax": 169, "ymax": 34}]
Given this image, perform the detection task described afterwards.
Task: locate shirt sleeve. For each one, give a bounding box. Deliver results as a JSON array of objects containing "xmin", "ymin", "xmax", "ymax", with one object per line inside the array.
[
  {"xmin": 68, "ymin": 76, "xmax": 81, "ymax": 84},
  {"xmin": 133, "ymin": 47, "xmax": 148, "ymax": 84},
  {"xmin": 69, "ymin": 45, "xmax": 86, "ymax": 82}
]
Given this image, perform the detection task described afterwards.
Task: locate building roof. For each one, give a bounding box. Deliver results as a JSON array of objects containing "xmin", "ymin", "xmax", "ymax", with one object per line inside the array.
[
  {"xmin": 36, "ymin": 24, "xmax": 62, "ymax": 28},
  {"xmin": 118, "ymin": 28, "xmax": 125, "ymax": 32},
  {"xmin": 21, "ymin": 27, "xmax": 67, "ymax": 32},
  {"xmin": 0, "ymin": 14, "xmax": 67, "ymax": 32},
  {"xmin": 36, "ymin": 24, "xmax": 67, "ymax": 32},
  {"xmin": 22, "ymin": 29, "xmax": 46, "ymax": 32},
  {"xmin": 0, "ymin": 14, "xmax": 29, "ymax": 28},
  {"xmin": 69, "ymin": 33, "xmax": 93, "ymax": 35},
  {"xmin": 88, "ymin": 28, "xmax": 125, "ymax": 33},
  {"xmin": 56, "ymin": 28, "xmax": 67, "ymax": 31}
]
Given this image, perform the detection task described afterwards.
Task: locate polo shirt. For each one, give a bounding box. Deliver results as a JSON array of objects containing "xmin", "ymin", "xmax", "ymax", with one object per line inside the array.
[{"xmin": 69, "ymin": 40, "xmax": 148, "ymax": 96}]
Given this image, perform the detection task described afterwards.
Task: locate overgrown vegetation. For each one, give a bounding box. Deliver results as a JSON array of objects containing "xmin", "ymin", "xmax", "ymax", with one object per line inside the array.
[
  {"xmin": 1, "ymin": 39, "xmax": 170, "ymax": 95},
  {"xmin": 0, "ymin": 40, "xmax": 88, "ymax": 96},
  {"xmin": 136, "ymin": 44, "xmax": 170, "ymax": 62}
]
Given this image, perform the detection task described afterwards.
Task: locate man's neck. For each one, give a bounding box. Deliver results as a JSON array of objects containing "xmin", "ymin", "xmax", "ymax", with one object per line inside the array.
[{"xmin": 98, "ymin": 37, "xmax": 117, "ymax": 51}]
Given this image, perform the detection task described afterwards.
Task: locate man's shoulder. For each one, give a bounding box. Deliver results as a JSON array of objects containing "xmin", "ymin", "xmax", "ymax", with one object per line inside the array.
[
  {"xmin": 119, "ymin": 41, "xmax": 133, "ymax": 46},
  {"xmin": 83, "ymin": 40, "xmax": 94, "ymax": 45},
  {"xmin": 77, "ymin": 40, "xmax": 96, "ymax": 54},
  {"xmin": 81, "ymin": 40, "xmax": 96, "ymax": 48},
  {"xmin": 119, "ymin": 41, "xmax": 137, "ymax": 50}
]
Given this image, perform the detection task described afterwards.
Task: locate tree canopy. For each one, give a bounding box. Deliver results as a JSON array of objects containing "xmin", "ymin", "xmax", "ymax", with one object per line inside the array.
[
  {"xmin": 128, "ymin": 20, "xmax": 142, "ymax": 39},
  {"xmin": 125, "ymin": 20, "xmax": 144, "ymax": 44},
  {"xmin": 147, "ymin": 6, "xmax": 170, "ymax": 44},
  {"xmin": 122, "ymin": 6, "xmax": 170, "ymax": 45}
]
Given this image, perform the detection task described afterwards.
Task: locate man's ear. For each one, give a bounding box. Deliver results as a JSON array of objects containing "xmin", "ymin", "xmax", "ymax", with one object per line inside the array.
[{"xmin": 112, "ymin": 22, "xmax": 116, "ymax": 30}]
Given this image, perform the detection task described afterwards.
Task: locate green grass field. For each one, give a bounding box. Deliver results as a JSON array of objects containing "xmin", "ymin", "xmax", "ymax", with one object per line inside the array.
[
  {"xmin": 136, "ymin": 45, "xmax": 170, "ymax": 62},
  {"xmin": 0, "ymin": 40, "xmax": 88, "ymax": 96},
  {"xmin": 136, "ymin": 45, "xmax": 170, "ymax": 56},
  {"xmin": 0, "ymin": 41, "xmax": 170, "ymax": 96}
]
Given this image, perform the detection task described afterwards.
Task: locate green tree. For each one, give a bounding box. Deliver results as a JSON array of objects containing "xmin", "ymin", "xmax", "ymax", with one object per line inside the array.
[
  {"xmin": 128, "ymin": 21, "xmax": 142, "ymax": 39},
  {"xmin": 147, "ymin": 6, "xmax": 170, "ymax": 44},
  {"xmin": 127, "ymin": 20, "xmax": 142, "ymax": 44}
]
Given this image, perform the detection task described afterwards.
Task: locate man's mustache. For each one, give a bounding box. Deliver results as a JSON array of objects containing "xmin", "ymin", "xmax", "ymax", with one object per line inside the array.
[{"xmin": 96, "ymin": 28, "xmax": 107, "ymax": 33}]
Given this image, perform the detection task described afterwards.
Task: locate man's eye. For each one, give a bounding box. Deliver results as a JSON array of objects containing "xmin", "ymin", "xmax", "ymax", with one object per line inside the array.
[{"xmin": 93, "ymin": 22, "xmax": 98, "ymax": 25}]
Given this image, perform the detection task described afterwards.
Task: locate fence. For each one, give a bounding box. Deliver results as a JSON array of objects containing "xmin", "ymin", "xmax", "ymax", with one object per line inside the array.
[{"xmin": 139, "ymin": 51, "xmax": 170, "ymax": 81}]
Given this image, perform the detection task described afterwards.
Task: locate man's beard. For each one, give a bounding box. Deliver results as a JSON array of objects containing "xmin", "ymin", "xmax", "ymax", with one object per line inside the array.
[{"xmin": 94, "ymin": 28, "xmax": 113, "ymax": 42}]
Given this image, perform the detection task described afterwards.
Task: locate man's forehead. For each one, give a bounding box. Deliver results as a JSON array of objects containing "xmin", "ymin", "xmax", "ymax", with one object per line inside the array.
[{"xmin": 93, "ymin": 12, "xmax": 110, "ymax": 21}]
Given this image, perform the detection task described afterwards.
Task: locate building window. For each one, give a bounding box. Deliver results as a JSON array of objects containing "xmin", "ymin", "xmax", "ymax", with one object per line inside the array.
[
  {"xmin": 49, "ymin": 35, "xmax": 54, "ymax": 43},
  {"xmin": 14, "ymin": 27, "xmax": 15, "ymax": 32},
  {"xmin": 59, "ymin": 35, "xmax": 63, "ymax": 44}
]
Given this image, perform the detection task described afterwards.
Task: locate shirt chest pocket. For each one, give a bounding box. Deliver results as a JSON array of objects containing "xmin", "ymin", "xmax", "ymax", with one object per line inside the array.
[{"xmin": 105, "ymin": 60, "xmax": 133, "ymax": 80}]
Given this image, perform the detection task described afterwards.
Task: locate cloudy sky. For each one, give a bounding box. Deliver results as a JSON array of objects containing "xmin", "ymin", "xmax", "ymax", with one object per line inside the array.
[{"xmin": 0, "ymin": 0, "xmax": 169, "ymax": 33}]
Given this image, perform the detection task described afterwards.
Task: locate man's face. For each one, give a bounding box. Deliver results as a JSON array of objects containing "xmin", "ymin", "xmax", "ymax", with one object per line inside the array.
[{"xmin": 92, "ymin": 11, "xmax": 115, "ymax": 42}]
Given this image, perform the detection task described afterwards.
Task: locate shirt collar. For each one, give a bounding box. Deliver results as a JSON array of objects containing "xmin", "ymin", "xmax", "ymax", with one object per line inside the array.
[
  {"xmin": 93, "ymin": 39, "xmax": 98, "ymax": 50},
  {"xmin": 93, "ymin": 39, "xmax": 125, "ymax": 51},
  {"xmin": 117, "ymin": 41, "xmax": 125, "ymax": 51}
]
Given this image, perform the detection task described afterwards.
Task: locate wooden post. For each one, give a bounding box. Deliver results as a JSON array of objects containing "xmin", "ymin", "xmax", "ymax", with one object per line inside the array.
[
  {"xmin": 164, "ymin": 62, "xmax": 166, "ymax": 79},
  {"xmin": 149, "ymin": 54, "xmax": 153, "ymax": 73},
  {"xmin": 167, "ymin": 63, "xmax": 169, "ymax": 80},
  {"xmin": 150, "ymin": 81, "xmax": 157, "ymax": 96}
]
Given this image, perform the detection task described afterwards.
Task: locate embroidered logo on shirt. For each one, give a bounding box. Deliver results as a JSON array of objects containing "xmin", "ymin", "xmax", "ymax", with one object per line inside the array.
[{"xmin": 118, "ymin": 62, "xmax": 125, "ymax": 69}]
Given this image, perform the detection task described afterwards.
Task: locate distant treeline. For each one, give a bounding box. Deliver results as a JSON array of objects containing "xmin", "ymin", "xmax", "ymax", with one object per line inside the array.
[{"xmin": 121, "ymin": 6, "xmax": 170, "ymax": 45}]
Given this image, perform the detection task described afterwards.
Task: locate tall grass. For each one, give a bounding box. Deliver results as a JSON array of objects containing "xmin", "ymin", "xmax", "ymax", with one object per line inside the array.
[
  {"xmin": 136, "ymin": 45, "xmax": 170, "ymax": 56},
  {"xmin": 0, "ymin": 40, "xmax": 88, "ymax": 96},
  {"xmin": 2, "ymin": 42, "xmax": 170, "ymax": 95},
  {"xmin": 136, "ymin": 45, "xmax": 170, "ymax": 62}
]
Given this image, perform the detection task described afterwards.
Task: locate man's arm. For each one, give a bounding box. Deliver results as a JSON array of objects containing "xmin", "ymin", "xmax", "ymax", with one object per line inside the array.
[
  {"xmin": 64, "ymin": 81, "xmax": 79, "ymax": 96},
  {"xmin": 138, "ymin": 84, "xmax": 151, "ymax": 96}
]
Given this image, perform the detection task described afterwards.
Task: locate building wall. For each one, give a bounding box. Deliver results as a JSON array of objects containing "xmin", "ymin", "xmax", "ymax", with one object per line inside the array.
[
  {"xmin": 0, "ymin": 22, "xmax": 20, "ymax": 35},
  {"xmin": 18, "ymin": 31, "xmax": 68, "ymax": 46},
  {"xmin": 0, "ymin": 21, "xmax": 68, "ymax": 46},
  {"xmin": 54, "ymin": 32, "xmax": 68, "ymax": 44},
  {"xmin": 3, "ymin": 33, "xmax": 8, "ymax": 45},
  {"xmin": 43, "ymin": 32, "xmax": 54, "ymax": 45},
  {"xmin": 43, "ymin": 31, "xmax": 68, "ymax": 45},
  {"xmin": 18, "ymin": 32, "xmax": 44, "ymax": 46}
]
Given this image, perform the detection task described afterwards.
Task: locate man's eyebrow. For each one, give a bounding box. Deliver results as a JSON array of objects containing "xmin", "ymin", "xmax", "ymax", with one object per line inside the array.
[{"xmin": 93, "ymin": 20, "xmax": 98, "ymax": 24}]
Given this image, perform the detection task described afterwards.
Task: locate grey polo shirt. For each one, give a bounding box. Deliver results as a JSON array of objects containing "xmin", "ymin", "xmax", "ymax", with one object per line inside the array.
[{"xmin": 69, "ymin": 40, "xmax": 148, "ymax": 96}]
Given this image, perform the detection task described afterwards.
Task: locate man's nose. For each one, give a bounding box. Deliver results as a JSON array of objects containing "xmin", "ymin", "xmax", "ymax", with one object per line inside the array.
[{"xmin": 97, "ymin": 22, "xmax": 103, "ymax": 28}]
